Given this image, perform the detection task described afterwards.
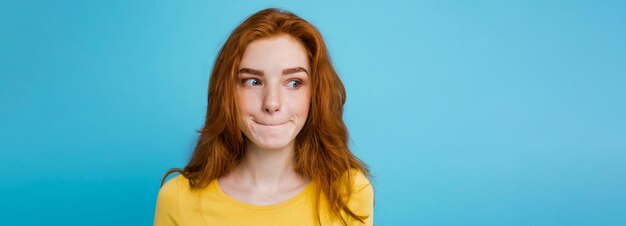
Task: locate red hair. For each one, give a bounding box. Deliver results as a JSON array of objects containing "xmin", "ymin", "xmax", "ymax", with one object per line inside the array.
[{"xmin": 161, "ymin": 8, "xmax": 371, "ymax": 225}]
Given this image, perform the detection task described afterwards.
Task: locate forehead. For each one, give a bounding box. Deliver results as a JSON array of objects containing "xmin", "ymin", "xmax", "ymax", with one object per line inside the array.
[{"xmin": 239, "ymin": 34, "xmax": 310, "ymax": 71}]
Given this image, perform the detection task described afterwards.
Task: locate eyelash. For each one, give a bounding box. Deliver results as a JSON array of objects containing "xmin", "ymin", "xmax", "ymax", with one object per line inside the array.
[
  {"xmin": 241, "ymin": 78, "xmax": 262, "ymax": 87},
  {"xmin": 240, "ymin": 78, "xmax": 303, "ymax": 88}
]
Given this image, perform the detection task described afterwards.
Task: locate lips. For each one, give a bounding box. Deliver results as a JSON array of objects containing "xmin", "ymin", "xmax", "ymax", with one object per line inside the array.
[{"xmin": 253, "ymin": 120, "xmax": 289, "ymax": 126}]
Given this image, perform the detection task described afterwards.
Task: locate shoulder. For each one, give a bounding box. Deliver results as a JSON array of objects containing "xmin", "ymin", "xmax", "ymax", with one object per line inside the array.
[
  {"xmin": 343, "ymin": 168, "xmax": 373, "ymax": 195},
  {"xmin": 154, "ymin": 175, "xmax": 187, "ymax": 225},
  {"xmin": 156, "ymin": 174, "xmax": 195, "ymax": 204},
  {"xmin": 343, "ymin": 168, "xmax": 375, "ymax": 225},
  {"xmin": 343, "ymin": 168, "xmax": 374, "ymax": 208},
  {"xmin": 350, "ymin": 168, "xmax": 372, "ymax": 192}
]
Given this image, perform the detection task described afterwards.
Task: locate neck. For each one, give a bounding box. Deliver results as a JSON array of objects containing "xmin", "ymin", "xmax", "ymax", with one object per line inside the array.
[{"xmin": 234, "ymin": 139, "xmax": 304, "ymax": 192}]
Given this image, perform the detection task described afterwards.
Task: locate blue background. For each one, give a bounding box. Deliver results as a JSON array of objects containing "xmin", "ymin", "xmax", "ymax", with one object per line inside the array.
[{"xmin": 1, "ymin": 0, "xmax": 625, "ymax": 225}]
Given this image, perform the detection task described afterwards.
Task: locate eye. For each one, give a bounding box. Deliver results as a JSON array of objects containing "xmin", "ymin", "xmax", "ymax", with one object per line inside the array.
[
  {"xmin": 286, "ymin": 80, "xmax": 302, "ymax": 88},
  {"xmin": 242, "ymin": 78, "xmax": 262, "ymax": 87}
]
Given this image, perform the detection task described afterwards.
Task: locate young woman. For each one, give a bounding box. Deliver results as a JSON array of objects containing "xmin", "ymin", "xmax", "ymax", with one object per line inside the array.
[{"xmin": 153, "ymin": 8, "xmax": 374, "ymax": 226}]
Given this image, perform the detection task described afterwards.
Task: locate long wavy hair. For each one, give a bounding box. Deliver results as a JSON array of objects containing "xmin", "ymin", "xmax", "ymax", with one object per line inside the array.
[{"xmin": 160, "ymin": 8, "xmax": 370, "ymax": 225}]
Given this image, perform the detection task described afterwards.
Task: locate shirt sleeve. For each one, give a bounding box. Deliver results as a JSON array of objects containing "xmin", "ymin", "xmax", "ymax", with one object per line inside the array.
[
  {"xmin": 153, "ymin": 176, "xmax": 180, "ymax": 226},
  {"xmin": 346, "ymin": 169, "xmax": 375, "ymax": 226}
]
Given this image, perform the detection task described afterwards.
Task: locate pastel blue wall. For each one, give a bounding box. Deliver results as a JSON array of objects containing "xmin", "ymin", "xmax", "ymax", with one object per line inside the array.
[{"xmin": 1, "ymin": 1, "xmax": 625, "ymax": 225}]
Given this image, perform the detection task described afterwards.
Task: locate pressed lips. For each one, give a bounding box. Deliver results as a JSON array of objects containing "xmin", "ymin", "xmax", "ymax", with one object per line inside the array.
[{"xmin": 253, "ymin": 119, "xmax": 290, "ymax": 126}]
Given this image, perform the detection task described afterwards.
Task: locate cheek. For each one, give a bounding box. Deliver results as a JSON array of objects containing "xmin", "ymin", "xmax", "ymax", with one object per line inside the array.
[
  {"xmin": 237, "ymin": 91, "xmax": 258, "ymax": 113},
  {"xmin": 293, "ymin": 92, "xmax": 311, "ymax": 116}
]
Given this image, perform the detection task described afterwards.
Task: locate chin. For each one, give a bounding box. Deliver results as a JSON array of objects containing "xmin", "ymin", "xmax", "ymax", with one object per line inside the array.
[{"xmin": 252, "ymin": 137, "xmax": 294, "ymax": 150}]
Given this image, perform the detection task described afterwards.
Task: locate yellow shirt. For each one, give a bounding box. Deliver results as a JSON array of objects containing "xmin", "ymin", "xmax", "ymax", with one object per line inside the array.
[{"xmin": 153, "ymin": 169, "xmax": 374, "ymax": 226}]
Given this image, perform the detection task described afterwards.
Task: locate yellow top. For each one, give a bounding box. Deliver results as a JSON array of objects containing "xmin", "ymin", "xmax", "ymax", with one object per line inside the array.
[{"xmin": 153, "ymin": 169, "xmax": 374, "ymax": 226}]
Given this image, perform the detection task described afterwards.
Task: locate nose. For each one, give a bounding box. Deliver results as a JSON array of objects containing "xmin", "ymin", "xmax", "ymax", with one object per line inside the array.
[{"xmin": 263, "ymin": 85, "xmax": 281, "ymax": 114}]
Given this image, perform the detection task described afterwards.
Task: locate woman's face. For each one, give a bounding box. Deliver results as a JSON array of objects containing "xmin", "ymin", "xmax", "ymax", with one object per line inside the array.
[{"xmin": 236, "ymin": 34, "xmax": 311, "ymax": 150}]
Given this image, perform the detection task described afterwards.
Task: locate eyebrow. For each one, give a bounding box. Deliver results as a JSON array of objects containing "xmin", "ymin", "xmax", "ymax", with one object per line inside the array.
[{"xmin": 238, "ymin": 67, "xmax": 308, "ymax": 76}]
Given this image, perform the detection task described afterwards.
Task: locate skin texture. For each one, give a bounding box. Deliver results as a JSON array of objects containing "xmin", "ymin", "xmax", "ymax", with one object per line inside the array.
[{"xmin": 217, "ymin": 34, "xmax": 311, "ymax": 205}]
